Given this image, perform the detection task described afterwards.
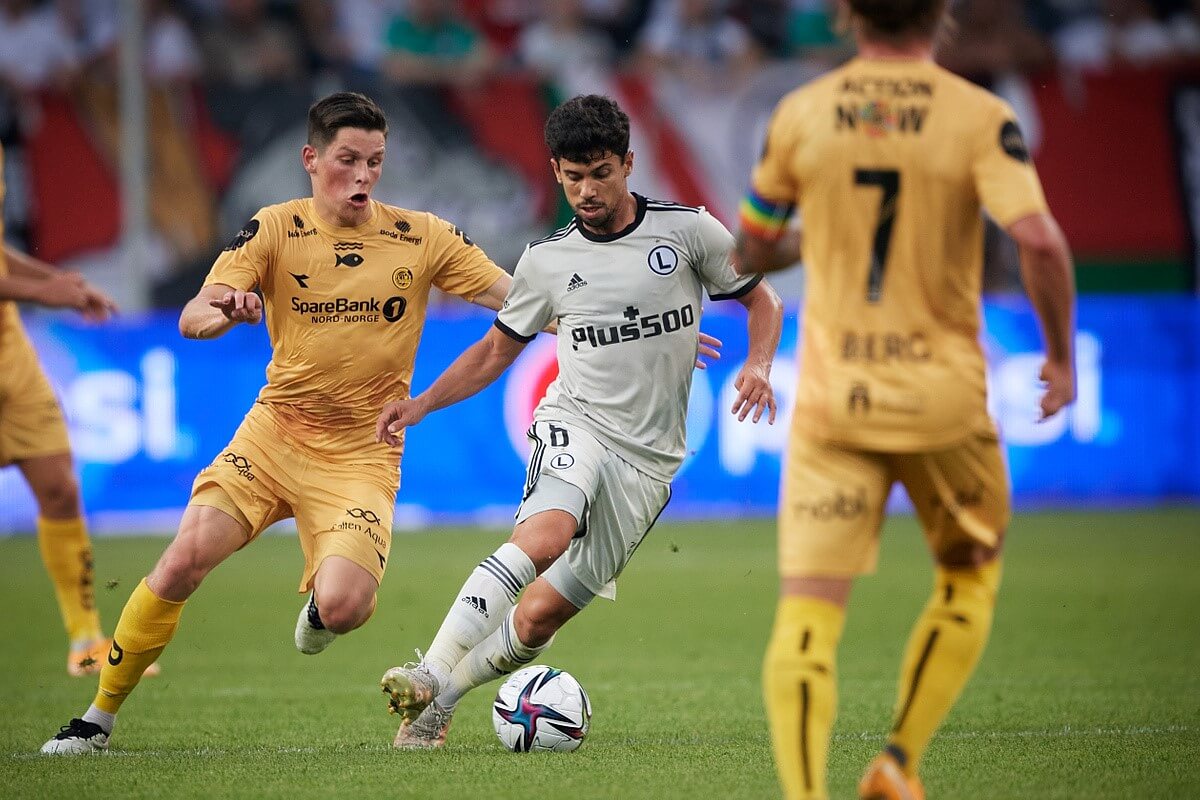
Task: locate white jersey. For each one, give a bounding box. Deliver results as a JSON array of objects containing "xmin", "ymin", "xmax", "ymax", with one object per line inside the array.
[{"xmin": 496, "ymin": 194, "xmax": 761, "ymax": 482}]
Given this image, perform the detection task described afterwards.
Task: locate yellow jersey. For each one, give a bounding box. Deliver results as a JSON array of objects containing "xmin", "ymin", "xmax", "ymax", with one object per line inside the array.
[
  {"xmin": 745, "ymin": 58, "xmax": 1049, "ymax": 451},
  {"xmin": 204, "ymin": 198, "xmax": 505, "ymax": 456}
]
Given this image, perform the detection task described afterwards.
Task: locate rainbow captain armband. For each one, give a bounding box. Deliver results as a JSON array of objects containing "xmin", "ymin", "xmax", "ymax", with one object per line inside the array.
[{"xmin": 739, "ymin": 190, "xmax": 795, "ymax": 241}]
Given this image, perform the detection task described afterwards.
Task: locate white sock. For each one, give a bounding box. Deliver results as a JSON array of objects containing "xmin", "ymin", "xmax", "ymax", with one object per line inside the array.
[
  {"xmin": 437, "ymin": 607, "xmax": 553, "ymax": 710},
  {"xmin": 82, "ymin": 704, "xmax": 116, "ymax": 734},
  {"xmin": 422, "ymin": 543, "xmax": 535, "ymax": 685}
]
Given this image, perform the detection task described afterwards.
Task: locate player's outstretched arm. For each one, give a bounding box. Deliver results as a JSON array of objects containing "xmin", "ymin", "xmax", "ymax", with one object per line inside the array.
[
  {"xmin": 179, "ymin": 283, "xmax": 262, "ymax": 340},
  {"xmin": 376, "ymin": 325, "xmax": 526, "ymax": 446},
  {"xmin": 734, "ymin": 229, "xmax": 801, "ymax": 275},
  {"xmin": 0, "ymin": 244, "xmax": 118, "ymax": 321},
  {"xmin": 469, "ymin": 273, "xmax": 512, "ymax": 312},
  {"xmin": 1008, "ymin": 212, "xmax": 1077, "ymax": 420},
  {"xmin": 728, "ymin": 279, "xmax": 783, "ymax": 424}
]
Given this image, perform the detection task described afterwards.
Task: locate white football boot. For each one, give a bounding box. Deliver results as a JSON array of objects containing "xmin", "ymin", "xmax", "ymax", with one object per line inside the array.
[{"xmin": 41, "ymin": 718, "xmax": 110, "ymax": 755}]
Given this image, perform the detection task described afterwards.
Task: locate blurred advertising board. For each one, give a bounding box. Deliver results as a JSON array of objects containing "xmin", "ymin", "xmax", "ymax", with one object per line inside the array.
[{"xmin": 1, "ymin": 297, "xmax": 1196, "ymax": 534}]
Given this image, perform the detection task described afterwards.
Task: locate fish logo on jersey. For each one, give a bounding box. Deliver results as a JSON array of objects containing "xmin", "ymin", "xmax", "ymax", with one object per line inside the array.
[{"xmin": 334, "ymin": 241, "xmax": 365, "ymax": 267}]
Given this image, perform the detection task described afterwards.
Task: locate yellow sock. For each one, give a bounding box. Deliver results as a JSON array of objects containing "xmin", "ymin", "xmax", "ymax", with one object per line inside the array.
[
  {"xmin": 887, "ymin": 560, "xmax": 1002, "ymax": 775},
  {"xmin": 763, "ymin": 596, "xmax": 846, "ymax": 800},
  {"xmin": 94, "ymin": 579, "xmax": 185, "ymax": 714},
  {"xmin": 37, "ymin": 516, "xmax": 102, "ymax": 645}
]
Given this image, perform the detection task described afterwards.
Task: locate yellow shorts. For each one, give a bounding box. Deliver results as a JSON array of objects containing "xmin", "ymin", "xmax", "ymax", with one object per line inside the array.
[
  {"xmin": 778, "ymin": 431, "xmax": 1011, "ymax": 578},
  {"xmin": 0, "ymin": 325, "xmax": 71, "ymax": 467},
  {"xmin": 190, "ymin": 404, "xmax": 399, "ymax": 592}
]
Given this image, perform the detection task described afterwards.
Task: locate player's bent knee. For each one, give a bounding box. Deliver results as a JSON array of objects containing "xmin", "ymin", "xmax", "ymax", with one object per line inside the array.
[
  {"xmin": 513, "ymin": 593, "xmax": 574, "ymax": 647},
  {"xmin": 936, "ymin": 538, "xmax": 1003, "ymax": 571},
  {"xmin": 781, "ymin": 575, "xmax": 853, "ymax": 608},
  {"xmin": 315, "ymin": 591, "xmax": 375, "ymax": 634},
  {"xmin": 511, "ymin": 511, "xmax": 578, "ymax": 575},
  {"xmin": 149, "ymin": 504, "xmax": 251, "ymax": 599},
  {"xmin": 148, "ymin": 546, "xmax": 210, "ymax": 601}
]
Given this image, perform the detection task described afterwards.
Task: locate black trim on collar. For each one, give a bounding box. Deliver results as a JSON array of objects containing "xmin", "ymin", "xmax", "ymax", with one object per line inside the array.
[
  {"xmin": 529, "ymin": 220, "xmax": 578, "ymax": 249},
  {"xmin": 576, "ymin": 193, "xmax": 647, "ymax": 243}
]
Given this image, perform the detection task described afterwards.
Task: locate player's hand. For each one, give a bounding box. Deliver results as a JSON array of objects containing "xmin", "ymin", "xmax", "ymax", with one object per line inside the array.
[
  {"xmin": 77, "ymin": 282, "xmax": 118, "ymax": 322},
  {"xmin": 209, "ymin": 290, "xmax": 263, "ymax": 325},
  {"xmin": 731, "ymin": 361, "xmax": 776, "ymax": 424},
  {"xmin": 375, "ymin": 398, "xmax": 428, "ymax": 447},
  {"xmin": 33, "ymin": 271, "xmax": 90, "ymax": 311},
  {"xmin": 1037, "ymin": 359, "xmax": 1075, "ymax": 421},
  {"xmin": 695, "ymin": 332, "xmax": 722, "ymax": 370}
]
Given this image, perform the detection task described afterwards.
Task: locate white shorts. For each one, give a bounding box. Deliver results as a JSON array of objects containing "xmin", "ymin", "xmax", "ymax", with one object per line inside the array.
[{"xmin": 516, "ymin": 419, "xmax": 671, "ymax": 608}]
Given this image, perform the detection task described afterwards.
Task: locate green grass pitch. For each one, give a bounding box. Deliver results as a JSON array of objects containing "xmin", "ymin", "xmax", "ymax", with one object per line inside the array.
[{"xmin": 2, "ymin": 509, "xmax": 1198, "ymax": 798}]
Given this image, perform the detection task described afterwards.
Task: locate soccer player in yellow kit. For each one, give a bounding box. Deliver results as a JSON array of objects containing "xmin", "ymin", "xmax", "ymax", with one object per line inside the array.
[
  {"xmin": 736, "ymin": 3, "xmax": 1077, "ymax": 799},
  {"xmin": 0, "ymin": 142, "xmax": 130, "ymax": 677},
  {"xmin": 42, "ymin": 91, "xmax": 512, "ymax": 754}
]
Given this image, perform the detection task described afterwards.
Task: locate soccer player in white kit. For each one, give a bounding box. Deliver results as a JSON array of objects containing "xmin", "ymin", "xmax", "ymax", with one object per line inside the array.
[{"xmin": 373, "ymin": 94, "xmax": 785, "ymax": 748}]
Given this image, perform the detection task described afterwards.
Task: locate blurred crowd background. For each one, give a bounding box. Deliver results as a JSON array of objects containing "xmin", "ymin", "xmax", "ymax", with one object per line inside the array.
[{"xmin": 2, "ymin": 0, "xmax": 1199, "ymax": 308}]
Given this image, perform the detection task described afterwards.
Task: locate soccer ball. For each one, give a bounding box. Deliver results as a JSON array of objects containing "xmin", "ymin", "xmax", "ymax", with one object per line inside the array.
[{"xmin": 492, "ymin": 665, "xmax": 592, "ymax": 752}]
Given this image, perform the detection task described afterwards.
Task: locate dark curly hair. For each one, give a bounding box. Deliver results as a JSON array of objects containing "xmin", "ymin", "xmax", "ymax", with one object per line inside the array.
[
  {"xmin": 544, "ymin": 95, "xmax": 631, "ymax": 164},
  {"xmin": 307, "ymin": 92, "xmax": 388, "ymax": 150},
  {"xmin": 848, "ymin": 0, "xmax": 947, "ymax": 40}
]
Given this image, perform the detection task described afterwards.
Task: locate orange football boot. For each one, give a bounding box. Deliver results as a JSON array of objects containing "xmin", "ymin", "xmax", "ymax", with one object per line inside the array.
[{"xmin": 859, "ymin": 753, "xmax": 925, "ymax": 800}]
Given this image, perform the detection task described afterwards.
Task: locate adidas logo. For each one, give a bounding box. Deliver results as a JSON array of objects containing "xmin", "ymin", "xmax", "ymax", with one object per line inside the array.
[
  {"xmin": 461, "ymin": 595, "xmax": 489, "ymax": 617},
  {"xmin": 566, "ymin": 273, "xmax": 588, "ymax": 292}
]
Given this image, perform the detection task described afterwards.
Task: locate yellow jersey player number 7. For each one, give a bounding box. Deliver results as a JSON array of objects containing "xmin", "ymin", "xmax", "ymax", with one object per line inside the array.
[{"xmin": 735, "ymin": 2, "xmax": 1077, "ymax": 799}]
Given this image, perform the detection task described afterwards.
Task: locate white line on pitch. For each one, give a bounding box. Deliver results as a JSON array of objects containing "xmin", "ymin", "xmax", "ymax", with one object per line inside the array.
[{"xmin": 835, "ymin": 724, "xmax": 1193, "ymax": 741}]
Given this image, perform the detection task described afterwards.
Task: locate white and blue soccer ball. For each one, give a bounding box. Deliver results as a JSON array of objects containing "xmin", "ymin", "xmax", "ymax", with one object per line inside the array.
[{"xmin": 492, "ymin": 665, "xmax": 592, "ymax": 752}]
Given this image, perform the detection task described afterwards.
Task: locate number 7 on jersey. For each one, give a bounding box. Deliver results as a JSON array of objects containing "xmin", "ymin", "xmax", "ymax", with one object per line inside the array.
[{"xmin": 854, "ymin": 168, "xmax": 900, "ymax": 303}]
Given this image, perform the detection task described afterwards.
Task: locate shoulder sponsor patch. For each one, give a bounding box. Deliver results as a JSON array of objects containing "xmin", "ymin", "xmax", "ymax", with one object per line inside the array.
[
  {"xmin": 223, "ymin": 218, "xmax": 260, "ymax": 251},
  {"xmin": 1000, "ymin": 120, "xmax": 1030, "ymax": 163}
]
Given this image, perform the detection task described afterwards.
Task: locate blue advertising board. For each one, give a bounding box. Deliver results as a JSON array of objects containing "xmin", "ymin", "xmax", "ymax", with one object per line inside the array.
[{"xmin": 0, "ymin": 297, "xmax": 1196, "ymax": 533}]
